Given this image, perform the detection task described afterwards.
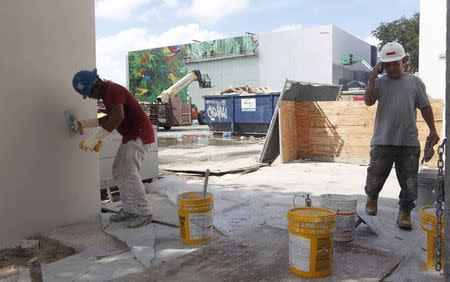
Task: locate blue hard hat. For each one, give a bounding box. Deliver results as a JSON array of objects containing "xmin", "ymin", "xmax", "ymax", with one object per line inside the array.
[{"xmin": 72, "ymin": 68, "xmax": 98, "ymax": 99}]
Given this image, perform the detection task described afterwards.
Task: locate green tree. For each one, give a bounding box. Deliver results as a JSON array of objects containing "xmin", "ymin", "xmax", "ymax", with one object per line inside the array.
[{"xmin": 372, "ymin": 13, "xmax": 419, "ymax": 73}]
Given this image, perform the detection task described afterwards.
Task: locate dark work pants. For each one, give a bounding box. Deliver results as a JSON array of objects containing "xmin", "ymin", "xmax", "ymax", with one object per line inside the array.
[{"xmin": 364, "ymin": 145, "xmax": 420, "ymax": 213}]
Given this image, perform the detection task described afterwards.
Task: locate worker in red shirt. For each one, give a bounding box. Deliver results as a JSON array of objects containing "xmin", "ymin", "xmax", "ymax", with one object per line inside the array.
[{"xmin": 72, "ymin": 69, "xmax": 154, "ymax": 228}]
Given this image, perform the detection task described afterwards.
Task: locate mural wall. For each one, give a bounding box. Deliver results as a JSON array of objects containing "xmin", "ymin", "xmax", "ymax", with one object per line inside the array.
[{"xmin": 128, "ymin": 35, "xmax": 259, "ymax": 102}]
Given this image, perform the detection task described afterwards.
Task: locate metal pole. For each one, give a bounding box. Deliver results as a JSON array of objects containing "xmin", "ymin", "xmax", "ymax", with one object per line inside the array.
[{"xmin": 444, "ymin": 0, "xmax": 450, "ymax": 277}]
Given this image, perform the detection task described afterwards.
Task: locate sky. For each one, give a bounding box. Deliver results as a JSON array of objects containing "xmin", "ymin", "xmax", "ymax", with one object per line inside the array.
[{"xmin": 95, "ymin": 0, "xmax": 420, "ymax": 86}]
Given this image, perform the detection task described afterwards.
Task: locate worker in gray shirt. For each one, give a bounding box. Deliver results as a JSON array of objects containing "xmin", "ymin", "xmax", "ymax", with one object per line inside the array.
[{"xmin": 364, "ymin": 41, "xmax": 439, "ymax": 230}]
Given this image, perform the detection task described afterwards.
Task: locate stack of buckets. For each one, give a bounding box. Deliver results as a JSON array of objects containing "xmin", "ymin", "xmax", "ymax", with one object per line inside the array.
[
  {"xmin": 419, "ymin": 205, "xmax": 445, "ymax": 269},
  {"xmin": 287, "ymin": 194, "xmax": 358, "ymax": 278},
  {"xmin": 177, "ymin": 192, "xmax": 214, "ymax": 244}
]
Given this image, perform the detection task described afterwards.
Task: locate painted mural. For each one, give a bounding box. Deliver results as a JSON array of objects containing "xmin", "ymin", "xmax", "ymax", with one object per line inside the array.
[
  {"xmin": 128, "ymin": 35, "xmax": 259, "ymax": 102},
  {"xmin": 128, "ymin": 45, "xmax": 188, "ymax": 102}
]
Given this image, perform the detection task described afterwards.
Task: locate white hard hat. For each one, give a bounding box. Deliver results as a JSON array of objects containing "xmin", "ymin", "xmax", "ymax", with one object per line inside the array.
[{"xmin": 379, "ymin": 41, "xmax": 406, "ymax": 62}]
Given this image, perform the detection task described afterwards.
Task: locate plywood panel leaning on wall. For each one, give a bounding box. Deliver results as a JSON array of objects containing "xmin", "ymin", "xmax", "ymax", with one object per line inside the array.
[
  {"xmin": 279, "ymin": 99, "xmax": 443, "ymax": 166},
  {"xmin": 279, "ymin": 101, "xmax": 297, "ymax": 162}
]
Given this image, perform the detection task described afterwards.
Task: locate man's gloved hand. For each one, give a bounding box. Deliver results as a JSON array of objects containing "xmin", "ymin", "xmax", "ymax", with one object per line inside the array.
[
  {"xmin": 73, "ymin": 120, "xmax": 84, "ymax": 135},
  {"xmin": 79, "ymin": 140, "xmax": 103, "ymax": 152},
  {"xmin": 80, "ymin": 127, "xmax": 110, "ymax": 152},
  {"xmin": 73, "ymin": 118, "xmax": 99, "ymax": 135}
]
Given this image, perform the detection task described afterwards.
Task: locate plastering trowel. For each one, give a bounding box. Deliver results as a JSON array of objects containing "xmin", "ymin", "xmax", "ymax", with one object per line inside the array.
[
  {"xmin": 64, "ymin": 109, "xmax": 77, "ymax": 138},
  {"xmin": 64, "ymin": 109, "xmax": 103, "ymax": 152},
  {"xmin": 354, "ymin": 213, "xmax": 378, "ymax": 236},
  {"xmin": 421, "ymin": 137, "xmax": 435, "ymax": 165}
]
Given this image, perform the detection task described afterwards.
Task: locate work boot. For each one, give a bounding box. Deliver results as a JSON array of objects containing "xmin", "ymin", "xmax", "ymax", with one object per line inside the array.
[
  {"xmin": 110, "ymin": 209, "xmax": 136, "ymax": 222},
  {"xmin": 128, "ymin": 214, "xmax": 153, "ymax": 229},
  {"xmin": 397, "ymin": 209, "xmax": 412, "ymax": 230},
  {"xmin": 365, "ymin": 196, "xmax": 378, "ymax": 216}
]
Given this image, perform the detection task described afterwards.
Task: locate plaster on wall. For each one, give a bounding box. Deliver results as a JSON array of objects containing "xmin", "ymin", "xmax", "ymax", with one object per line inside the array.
[{"xmin": 0, "ymin": 0, "xmax": 99, "ymax": 246}]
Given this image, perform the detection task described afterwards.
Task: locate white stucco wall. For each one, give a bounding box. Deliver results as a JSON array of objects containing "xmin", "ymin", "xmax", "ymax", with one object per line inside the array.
[
  {"xmin": 0, "ymin": 0, "xmax": 99, "ymax": 246},
  {"xmin": 419, "ymin": 0, "xmax": 446, "ymax": 99},
  {"xmin": 258, "ymin": 25, "xmax": 334, "ymax": 89}
]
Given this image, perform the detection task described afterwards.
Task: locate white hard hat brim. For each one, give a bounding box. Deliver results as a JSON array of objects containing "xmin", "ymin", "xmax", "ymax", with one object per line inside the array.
[{"xmin": 380, "ymin": 54, "xmax": 405, "ymax": 63}]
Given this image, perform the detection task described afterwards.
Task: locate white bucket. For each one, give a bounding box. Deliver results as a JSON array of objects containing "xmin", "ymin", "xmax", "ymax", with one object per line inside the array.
[{"xmin": 320, "ymin": 194, "xmax": 357, "ymax": 242}]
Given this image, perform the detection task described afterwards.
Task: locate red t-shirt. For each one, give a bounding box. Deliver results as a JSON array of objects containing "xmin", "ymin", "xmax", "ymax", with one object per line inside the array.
[{"xmin": 102, "ymin": 81, "xmax": 154, "ymax": 144}]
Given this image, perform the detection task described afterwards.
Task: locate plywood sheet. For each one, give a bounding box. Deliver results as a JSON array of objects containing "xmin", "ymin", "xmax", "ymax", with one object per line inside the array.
[
  {"xmin": 285, "ymin": 100, "xmax": 443, "ymax": 165},
  {"xmin": 279, "ymin": 101, "xmax": 298, "ymax": 162}
]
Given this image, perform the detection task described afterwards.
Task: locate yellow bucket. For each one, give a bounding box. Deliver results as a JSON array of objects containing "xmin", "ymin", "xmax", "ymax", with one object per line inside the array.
[
  {"xmin": 419, "ymin": 205, "xmax": 445, "ymax": 270},
  {"xmin": 287, "ymin": 207, "xmax": 336, "ymax": 278},
  {"xmin": 177, "ymin": 192, "xmax": 214, "ymax": 245}
]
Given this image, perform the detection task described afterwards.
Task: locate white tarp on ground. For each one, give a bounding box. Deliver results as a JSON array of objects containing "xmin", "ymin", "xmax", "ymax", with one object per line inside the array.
[
  {"xmin": 144, "ymin": 176, "xmax": 295, "ymax": 238},
  {"xmin": 100, "ymin": 208, "xmax": 197, "ymax": 268},
  {"xmin": 15, "ymin": 165, "xmax": 442, "ymax": 281}
]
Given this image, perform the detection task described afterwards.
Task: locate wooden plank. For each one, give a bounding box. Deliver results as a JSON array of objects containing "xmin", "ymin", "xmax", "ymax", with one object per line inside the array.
[
  {"xmin": 279, "ymin": 101, "xmax": 298, "ymax": 163},
  {"xmin": 162, "ymin": 163, "xmax": 268, "ymax": 176}
]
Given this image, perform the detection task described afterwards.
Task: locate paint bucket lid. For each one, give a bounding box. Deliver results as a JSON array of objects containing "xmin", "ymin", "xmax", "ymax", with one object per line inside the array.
[
  {"xmin": 177, "ymin": 192, "xmax": 213, "ymax": 206},
  {"xmin": 287, "ymin": 207, "xmax": 336, "ymax": 223}
]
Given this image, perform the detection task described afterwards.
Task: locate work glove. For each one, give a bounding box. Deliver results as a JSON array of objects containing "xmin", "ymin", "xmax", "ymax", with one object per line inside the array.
[
  {"xmin": 80, "ymin": 127, "xmax": 110, "ymax": 152},
  {"xmin": 73, "ymin": 118, "xmax": 99, "ymax": 135}
]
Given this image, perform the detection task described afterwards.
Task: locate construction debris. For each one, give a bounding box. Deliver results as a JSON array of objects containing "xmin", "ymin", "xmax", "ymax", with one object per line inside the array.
[
  {"xmin": 0, "ymin": 235, "xmax": 75, "ymax": 280},
  {"xmin": 219, "ymin": 85, "xmax": 273, "ymax": 95}
]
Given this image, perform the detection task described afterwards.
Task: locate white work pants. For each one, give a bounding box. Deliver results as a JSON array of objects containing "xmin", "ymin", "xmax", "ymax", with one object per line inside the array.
[{"xmin": 112, "ymin": 137, "xmax": 152, "ymax": 216}]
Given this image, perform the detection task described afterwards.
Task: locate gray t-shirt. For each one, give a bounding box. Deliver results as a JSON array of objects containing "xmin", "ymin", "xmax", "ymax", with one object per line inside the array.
[{"xmin": 368, "ymin": 73, "xmax": 430, "ymax": 146}]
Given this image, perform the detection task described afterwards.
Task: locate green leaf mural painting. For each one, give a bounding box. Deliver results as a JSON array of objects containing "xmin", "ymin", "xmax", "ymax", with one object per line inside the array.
[
  {"xmin": 128, "ymin": 45, "xmax": 189, "ymax": 102},
  {"xmin": 128, "ymin": 35, "xmax": 259, "ymax": 102}
]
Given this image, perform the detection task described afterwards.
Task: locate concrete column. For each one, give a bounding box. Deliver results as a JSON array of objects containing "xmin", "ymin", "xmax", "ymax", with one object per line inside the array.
[{"xmin": 0, "ymin": 0, "xmax": 99, "ymax": 246}]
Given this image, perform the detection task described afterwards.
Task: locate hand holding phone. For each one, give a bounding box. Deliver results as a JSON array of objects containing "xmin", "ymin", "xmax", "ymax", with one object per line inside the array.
[{"xmin": 378, "ymin": 63, "xmax": 384, "ymax": 75}]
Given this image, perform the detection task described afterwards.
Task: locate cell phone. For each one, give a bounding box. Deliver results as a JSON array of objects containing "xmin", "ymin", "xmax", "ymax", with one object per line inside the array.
[{"xmin": 378, "ymin": 63, "xmax": 384, "ymax": 75}]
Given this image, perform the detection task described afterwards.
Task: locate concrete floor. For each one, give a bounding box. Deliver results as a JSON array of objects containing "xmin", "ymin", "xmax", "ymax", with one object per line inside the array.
[{"xmin": 5, "ymin": 125, "xmax": 445, "ymax": 281}]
